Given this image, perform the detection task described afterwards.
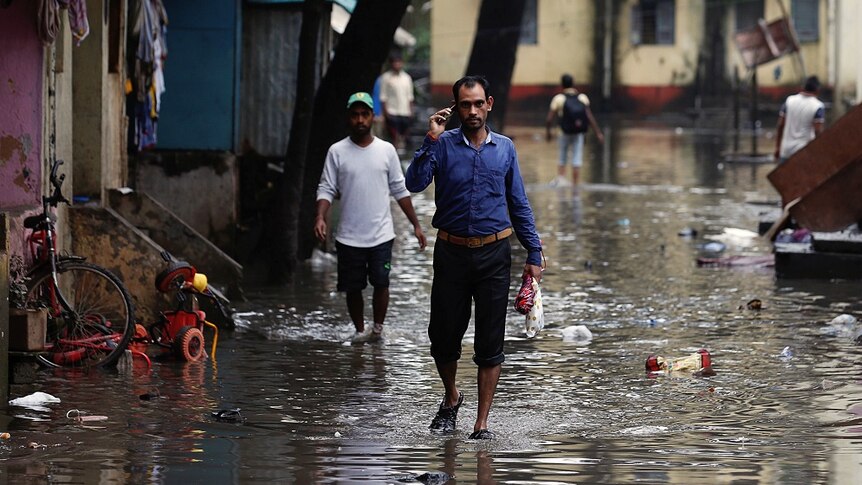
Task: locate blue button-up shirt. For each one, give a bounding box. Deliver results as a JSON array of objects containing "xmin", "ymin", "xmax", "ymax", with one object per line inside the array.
[{"xmin": 406, "ymin": 128, "xmax": 542, "ymax": 266}]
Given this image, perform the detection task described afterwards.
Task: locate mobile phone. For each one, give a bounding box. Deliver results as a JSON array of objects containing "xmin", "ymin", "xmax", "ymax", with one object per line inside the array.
[{"xmin": 442, "ymin": 104, "xmax": 456, "ymax": 121}]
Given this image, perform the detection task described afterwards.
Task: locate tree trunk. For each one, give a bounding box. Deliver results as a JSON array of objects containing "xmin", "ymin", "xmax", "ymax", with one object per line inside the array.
[
  {"xmin": 270, "ymin": 0, "xmax": 328, "ymax": 283},
  {"xmin": 459, "ymin": 0, "xmax": 526, "ymax": 133},
  {"xmin": 296, "ymin": 0, "xmax": 410, "ymax": 261}
]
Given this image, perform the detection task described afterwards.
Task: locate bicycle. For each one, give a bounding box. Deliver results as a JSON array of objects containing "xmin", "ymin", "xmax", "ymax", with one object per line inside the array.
[{"xmin": 21, "ymin": 159, "xmax": 136, "ymax": 368}]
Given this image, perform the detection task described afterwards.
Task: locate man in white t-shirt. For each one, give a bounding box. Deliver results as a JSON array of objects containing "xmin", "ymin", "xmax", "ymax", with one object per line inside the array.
[
  {"xmin": 775, "ymin": 76, "xmax": 825, "ymax": 164},
  {"xmin": 314, "ymin": 92, "xmax": 426, "ymax": 343},
  {"xmin": 379, "ymin": 54, "xmax": 415, "ymax": 154}
]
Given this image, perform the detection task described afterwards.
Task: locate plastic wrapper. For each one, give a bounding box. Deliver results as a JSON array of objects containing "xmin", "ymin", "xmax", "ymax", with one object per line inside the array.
[
  {"xmin": 524, "ymin": 278, "xmax": 544, "ymax": 338},
  {"xmin": 515, "ymin": 274, "xmax": 535, "ymax": 315}
]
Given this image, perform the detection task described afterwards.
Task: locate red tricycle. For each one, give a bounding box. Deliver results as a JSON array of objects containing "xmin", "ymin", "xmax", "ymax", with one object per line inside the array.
[{"xmin": 133, "ymin": 253, "xmax": 230, "ymax": 362}]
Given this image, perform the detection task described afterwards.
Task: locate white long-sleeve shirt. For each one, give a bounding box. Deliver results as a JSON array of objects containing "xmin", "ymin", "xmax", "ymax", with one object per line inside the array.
[{"xmin": 316, "ymin": 136, "xmax": 410, "ymax": 248}]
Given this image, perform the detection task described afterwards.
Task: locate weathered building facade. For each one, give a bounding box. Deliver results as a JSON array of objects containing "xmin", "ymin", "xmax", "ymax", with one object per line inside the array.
[{"xmin": 430, "ymin": 0, "xmax": 861, "ymax": 120}]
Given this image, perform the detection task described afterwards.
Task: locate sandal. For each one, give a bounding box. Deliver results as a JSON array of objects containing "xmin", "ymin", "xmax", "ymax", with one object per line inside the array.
[
  {"xmin": 429, "ymin": 392, "xmax": 463, "ymax": 433},
  {"xmin": 468, "ymin": 429, "xmax": 495, "ymax": 440}
]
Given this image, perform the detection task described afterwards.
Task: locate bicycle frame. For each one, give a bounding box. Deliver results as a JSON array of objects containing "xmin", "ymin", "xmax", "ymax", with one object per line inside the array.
[{"xmin": 25, "ymin": 161, "xmax": 76, "ymax": 317}]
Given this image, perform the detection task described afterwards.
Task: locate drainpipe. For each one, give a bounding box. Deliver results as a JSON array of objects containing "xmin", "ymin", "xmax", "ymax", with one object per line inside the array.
[
  {"xmin": 0, "ymin": 214, "xmax": 8, "ymax": 404},
  {"xmin": 857, "ymin": 0, "xmax": 862, "ymax": 105},
  {"xmin": 602, "ymin": 0, "xmax": 613, "ymax": 104},
  {"xmin": 827, "ymin": 0, "xmax": 836, "ymax": 89}
]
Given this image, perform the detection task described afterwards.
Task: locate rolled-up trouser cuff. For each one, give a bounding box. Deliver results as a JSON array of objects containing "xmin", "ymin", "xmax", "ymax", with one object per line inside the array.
[
  {"xmin": 431, "ymin": 346, "xmax": 461, "ymax": 364},
  {"xmin": 473, "ymin": 352, "xmax": 505, "ymax": 367}
]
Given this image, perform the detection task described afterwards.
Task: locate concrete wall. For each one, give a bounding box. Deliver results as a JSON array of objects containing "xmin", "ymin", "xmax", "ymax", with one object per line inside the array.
[
  {"xmin": 614, "ymin": 0, "xmax": 705, "ymax": 112},
  {"xmin": 835, "ymin": 0, "xmax": 860, "ymax": 109},
  {"xmin": 68, "ymin": 206, "xmax": 171, "ymax": 322},
  {"xmin": 428, "ymin": 0, "xmax": 856, "ymax": 116},
  {"xmin": 429, "ymin": 0, "xmax": 706, "ymax": 115},
  {"xmin": 107, "ymin": 189, "xmax": 242, "ymax": 296},
  {"xmin": 0, "ymin": 1, "xmax": 44, "ymax": 210},
  {"xmin": 73, "ymin": 0, "xmax": 128, "ymax": 198},
  {"xmin": 514, "ymin": 0, "xmax": 597, "ymax": 86},
  {"xmin": 131, "ymin": 151, "xmax": 238, "ymax": 252},
  {"xmin": 1, "ymin": 2, "xmax": 74, "ymax": 261},
  {"xmin": 430, "ymin": 0, "xmax": 597, "ymax": 87}
]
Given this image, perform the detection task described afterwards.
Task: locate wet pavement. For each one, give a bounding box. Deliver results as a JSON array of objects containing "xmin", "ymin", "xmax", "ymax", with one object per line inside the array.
[{"xmin": 3, "ymin": 123, "xmax": 862, "ymax": 484}]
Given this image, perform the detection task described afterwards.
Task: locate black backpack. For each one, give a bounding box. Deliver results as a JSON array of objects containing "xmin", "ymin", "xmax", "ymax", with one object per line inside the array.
[{"xmin": 559, "ymin": 93, "xmax": 589, "ymax": 134}]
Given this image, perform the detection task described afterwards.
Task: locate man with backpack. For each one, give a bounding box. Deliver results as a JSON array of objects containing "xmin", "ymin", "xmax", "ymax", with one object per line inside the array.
[{"xmin": 545, "ymin": 74, "xmax": 604, "ymax": 185}]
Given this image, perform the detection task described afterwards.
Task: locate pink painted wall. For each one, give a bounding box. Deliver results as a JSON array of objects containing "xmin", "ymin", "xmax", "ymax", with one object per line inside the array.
[{"xmin": 0, "ymin": 1, "xmax": 43, "ymax": 210}]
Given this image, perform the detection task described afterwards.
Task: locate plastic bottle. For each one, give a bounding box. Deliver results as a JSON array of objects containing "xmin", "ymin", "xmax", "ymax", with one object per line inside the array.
[{"xmin": 645, "ymin": 348, "xmax": 713, "ymax": 376}]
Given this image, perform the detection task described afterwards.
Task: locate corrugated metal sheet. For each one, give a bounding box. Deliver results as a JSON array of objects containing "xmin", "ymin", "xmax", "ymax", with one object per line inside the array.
[{"xmin": 241, "ymin": 4, "xmax": 303, "ymax": 157}]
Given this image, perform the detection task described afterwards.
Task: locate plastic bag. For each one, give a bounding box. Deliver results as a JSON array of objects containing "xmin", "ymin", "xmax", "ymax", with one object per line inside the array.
[
  {"xmin": 524, "ymin": 278, "xmax": 544, "ymax": 338},
  {"xmin": 514, "ymin": 274, "xmax": 535, "ymax": 315}
]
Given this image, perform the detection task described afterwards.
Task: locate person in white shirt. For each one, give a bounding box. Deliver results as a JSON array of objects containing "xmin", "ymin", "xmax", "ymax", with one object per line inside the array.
[
  {"xmin": 379, "ymin": 53, "xmax": 415, "ymax": 154},
  {"xmin": 314, "ymin": 92, "xmax": 426, "ymax": 343},
  {"xmin": 775, "ymin": 76, "xmax": 825, "ymax": 164},
  {"xmin": 545, "ymin": 74, "xmax": 603, "ymax": 185}
]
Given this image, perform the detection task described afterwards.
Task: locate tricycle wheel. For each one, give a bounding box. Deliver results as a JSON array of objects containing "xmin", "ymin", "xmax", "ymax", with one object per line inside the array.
[
  {"xmin": 173, "ymin": 326, "xmax": 205, "ymax": 361},
  {"xmin": 155, "ymin": 261, "xmax": 196, "ymax": 293}
]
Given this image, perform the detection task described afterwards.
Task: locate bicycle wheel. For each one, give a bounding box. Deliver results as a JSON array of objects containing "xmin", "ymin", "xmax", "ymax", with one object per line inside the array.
[{"xmin": 26, "ymin": 261, "xmax": 135, "ymax": 368}]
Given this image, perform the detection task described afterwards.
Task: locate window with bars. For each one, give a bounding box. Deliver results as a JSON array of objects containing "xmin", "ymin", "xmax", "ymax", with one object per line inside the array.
[
  {"xmin": 792, "ymin": 0, "xmax": 819, "ymax": 42},
  {"xmin": 735, "ymin": 0, "xmax": 764, "ymax": 32},
  {"xmin": 630, "ymin": 0, "xmax": 675, "ymax": 46},
  {"xmin": 519, "ymin": 0, "xmax": 538, "ymax": 45}
]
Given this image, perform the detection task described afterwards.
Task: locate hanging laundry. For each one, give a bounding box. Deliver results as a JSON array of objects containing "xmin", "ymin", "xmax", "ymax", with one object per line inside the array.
[
  {"xmin": 127, "ymin": 0, "xmax": 168, "ymax": 152},
  {"xmin": 37, "ymin": 0, "xmax": 89, "ymax": 45}
]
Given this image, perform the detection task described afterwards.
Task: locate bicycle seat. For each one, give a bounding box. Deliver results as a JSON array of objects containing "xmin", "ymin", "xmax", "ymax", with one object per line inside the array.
[{"xmin": 23, "ymin": 214, "xmax": 54, "ymax": 229}]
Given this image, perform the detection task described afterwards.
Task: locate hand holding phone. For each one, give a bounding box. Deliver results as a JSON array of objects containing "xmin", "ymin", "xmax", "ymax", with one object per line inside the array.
[
  {"xmin": 428, "ymin": 103, "xmax": 456, "ymax": 137},
  {"xmin": 442, "ymin": 104, "xmax": 456, "ymax": 121}
]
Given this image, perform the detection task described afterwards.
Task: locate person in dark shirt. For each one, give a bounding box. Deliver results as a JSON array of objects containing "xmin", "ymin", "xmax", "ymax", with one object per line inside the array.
[{"xmin": 406, "ymin": 75, "xmax": 543, "ymax": 440}]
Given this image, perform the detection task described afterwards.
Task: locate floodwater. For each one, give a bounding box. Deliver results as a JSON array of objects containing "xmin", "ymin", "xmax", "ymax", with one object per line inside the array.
[{"xmin": 4, "ymin": 123, "xmax": 862, "ymax": 484}]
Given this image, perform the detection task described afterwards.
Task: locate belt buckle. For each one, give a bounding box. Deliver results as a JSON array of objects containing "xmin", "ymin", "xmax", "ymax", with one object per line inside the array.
[{"xmin": 466, "ymin": 237, "xmax": 483, "ymax": 248}]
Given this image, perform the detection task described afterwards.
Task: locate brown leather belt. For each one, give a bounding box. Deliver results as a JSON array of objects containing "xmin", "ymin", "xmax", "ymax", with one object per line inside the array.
[{"xmin": 437, "ymin": 227, "xmax": 513, "ymax": 248}]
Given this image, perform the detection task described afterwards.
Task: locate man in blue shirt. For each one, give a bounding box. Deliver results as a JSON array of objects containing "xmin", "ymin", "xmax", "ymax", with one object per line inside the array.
[{"xmin": 406, "ymin": 75, "xmax": 543, "ymax": 440}]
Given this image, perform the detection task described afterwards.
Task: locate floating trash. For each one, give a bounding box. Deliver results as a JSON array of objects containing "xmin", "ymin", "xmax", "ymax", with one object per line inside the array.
[
  {"xmin": 830, "ymin": 314, "xmax": 857, "ymax": 326},
  {"xmin": 700, "ymin": 241, "xmax": 726, "ymax": 253},
  {"xmin": 66, "ymin": 409, "xmax": 109, "ymax": 423},
  {"xmin": 646, "ymin": 348, "xmax": 715, "ymax": 377},
  {"xmin": 746, "ymin": 299, "xmax": 762, "ymax": 310},
  {"xmin": 678, "ymin": 227, "xmax": 698, "ymax": 238},
  {"xmin": 398, "ymin": 471, "xmax": 451, "ymax": 485},
  {"xmin": 9, "ymin": 392, "xmax": 60, "ymax": 412},
  {"xmin": 211, "ymin": 408, "xmax": 244, "ymax": 423},
  {"xmin": 561, "ymin": 325, "xmax": 593, "ymax": 343}
]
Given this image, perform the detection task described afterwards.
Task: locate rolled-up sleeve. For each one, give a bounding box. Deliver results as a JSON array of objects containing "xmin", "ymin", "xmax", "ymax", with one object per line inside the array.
[
  {"xmin": 316, "ymin": 149, "xmax": 339, "ymax": 202},
  {"xmin": 387, "ymin": 146, "xmax": 410, "ymax": 199}
]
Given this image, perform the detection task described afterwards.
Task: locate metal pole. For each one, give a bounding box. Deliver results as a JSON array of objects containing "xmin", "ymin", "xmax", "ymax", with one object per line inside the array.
[
  {"xmin": 733, "ymin": 65, "xmax": 740, "ymax": 153},
  {"xmin": 751, "ymin": 68, "xmax": 759, "ymax": 156},
  {"xmin": 602, "ymin": 0, "xmax": 613, "ymax": 104}
]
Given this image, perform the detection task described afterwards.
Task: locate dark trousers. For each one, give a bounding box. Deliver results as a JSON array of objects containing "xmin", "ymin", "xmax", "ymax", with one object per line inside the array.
[{"xmin": 429, "ymin": 238, "xmax": 511, "ymax": 367}]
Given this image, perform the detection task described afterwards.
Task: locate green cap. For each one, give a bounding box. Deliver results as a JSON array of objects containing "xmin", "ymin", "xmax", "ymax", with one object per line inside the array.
[{"xmin": 346, "ymin": 92, "xmax": 374, "ymax": 110}]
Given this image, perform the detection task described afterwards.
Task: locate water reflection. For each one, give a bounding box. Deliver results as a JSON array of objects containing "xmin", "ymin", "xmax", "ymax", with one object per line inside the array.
[{"xmin": 3, "ymin": 124, "xmax": 862, "ymax": 483}]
